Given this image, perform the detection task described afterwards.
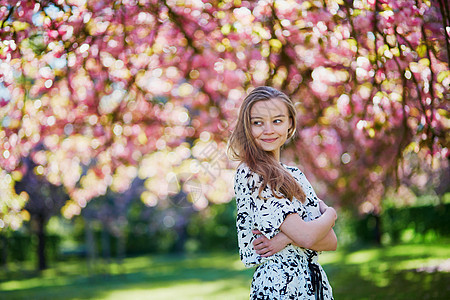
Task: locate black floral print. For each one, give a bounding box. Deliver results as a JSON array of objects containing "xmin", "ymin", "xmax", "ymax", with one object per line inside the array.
[{"xmin": 235, "ymin": 162, "xmax": 334, "ymax": 300}]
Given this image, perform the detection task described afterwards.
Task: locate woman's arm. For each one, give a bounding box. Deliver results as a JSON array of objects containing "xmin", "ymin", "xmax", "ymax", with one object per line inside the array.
[
  {"xmin": 309, "ymin": 229, "xmax": 337, "ymax": 251},
  {"xmin": 307, "ymin": 200, "xmax": 337, "ymax": 251},
  {"xmin": 280, "ymin": 206, "xmax": 336, "ymax": 249},
  {"xmin": 253, "ymin": 204, "xmax": 338, "ymax": 256},
  {"xmin": 253, "ymin": 228, "xmax": 337, "ymax": 257}
]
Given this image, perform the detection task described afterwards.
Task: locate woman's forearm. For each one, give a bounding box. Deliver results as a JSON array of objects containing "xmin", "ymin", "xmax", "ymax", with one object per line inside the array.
[
  {"xmin": 308, "ymin": 229, "xmax": 337, "ymax": 251},
  {"xmin": 277, "ymin": 226, "xmax": 337, "ymax": 251},
  {"xmin": 280, "ymin": 207, "xmax": 336, "ymax": 249}
]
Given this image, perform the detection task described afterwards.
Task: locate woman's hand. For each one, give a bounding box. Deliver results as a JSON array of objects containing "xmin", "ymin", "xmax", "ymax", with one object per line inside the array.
[
  {"xmin": 319, "ymin": 201, "xmax": 337, "ymax": 228},
  {"xmin": 252, "ymin": 229, "xmax": 291, "ymax": 257},
  {"xmin": 318, "ymin": 199, "xmax": 329, "ymax": 215}
]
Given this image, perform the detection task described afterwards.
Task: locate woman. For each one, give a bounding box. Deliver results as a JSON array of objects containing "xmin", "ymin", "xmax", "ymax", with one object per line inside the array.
[{"xmin": 227, "ymin": 86, "xmax": 337, "ymax": 299}]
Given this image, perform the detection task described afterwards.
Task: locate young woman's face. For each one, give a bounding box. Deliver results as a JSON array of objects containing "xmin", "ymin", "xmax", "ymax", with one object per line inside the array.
[{"xmin": 250, "ymin": 98, "xmax": 292, "ymax": 159}]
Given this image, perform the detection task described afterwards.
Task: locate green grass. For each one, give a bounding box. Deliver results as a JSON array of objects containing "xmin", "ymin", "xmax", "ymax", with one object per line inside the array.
[{"xmin": 0, "ymin": 243, "xmax": 449, "ymax": 299}]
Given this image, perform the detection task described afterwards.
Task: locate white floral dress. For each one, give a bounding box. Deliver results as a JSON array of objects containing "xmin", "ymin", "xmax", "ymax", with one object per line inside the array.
[{"xmin": 234, "ymin": 162, "xmax": 334, "ymax": 300}]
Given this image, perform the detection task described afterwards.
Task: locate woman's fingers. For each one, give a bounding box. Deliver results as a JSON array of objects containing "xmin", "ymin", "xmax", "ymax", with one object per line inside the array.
[
  {"xmin": 318, "ymin": 200, "xmax": 329, "ymax": 214},
  {"xmin": 256, "ymin": 246, "xmax": 271, "ymax": 256},
  {"xmin": 253, "ymin": 238, "xmax": 266, "ymax": 249},
  {"xmin": 254, "ymin": 239, "xmax": 270, "ymax": 252},
  {"xmin": 254, "ymin": 241, "xmax": 263, "ymax": 250},
  {"xmin": 252, "ymin": 229, "xmax": 274, "ymax": 256},
  {"xmin": 252, "ymin": 232, "xmax": 268, "ymax": 248},
  {"xmin": 254, "ymin": 242, "xmax": 274, "ymax": 255}
]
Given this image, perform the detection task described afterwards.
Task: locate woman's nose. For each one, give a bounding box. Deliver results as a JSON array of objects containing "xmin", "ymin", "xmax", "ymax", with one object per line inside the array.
[{"xmin": 263, "ymin": 123, "xmax": 274, "ymax": 133}]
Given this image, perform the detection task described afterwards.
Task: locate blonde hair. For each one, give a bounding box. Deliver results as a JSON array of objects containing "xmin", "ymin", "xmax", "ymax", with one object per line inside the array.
[{"xmin": 227, "ymin": 86, "xmax": 305, "ymax": 203}]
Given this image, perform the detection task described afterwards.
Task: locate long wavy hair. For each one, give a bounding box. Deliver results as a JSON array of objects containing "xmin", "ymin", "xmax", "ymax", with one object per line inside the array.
[{"xmin": 227, "ymin": 86, "xmax": 305, "ymax": 203}]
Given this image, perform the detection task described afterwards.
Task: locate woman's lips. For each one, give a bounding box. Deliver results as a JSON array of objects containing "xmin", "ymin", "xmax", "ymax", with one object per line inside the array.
[{"xmin": 261, "ymin": 138, "xmax": 278, "ymax": 143}]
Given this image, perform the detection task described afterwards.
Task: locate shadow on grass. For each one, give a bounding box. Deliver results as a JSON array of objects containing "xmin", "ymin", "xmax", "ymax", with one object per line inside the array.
[
  {"xmin": 1, "ymin": 244, "xmax": 449, "ymax": 299},
  {"xmin": 323, "ymin": 243, "xmax": 450, "ymax": 300},
  {"xmin": 0, "ymin": 253, "xmax": 254, "ymax": 300}
]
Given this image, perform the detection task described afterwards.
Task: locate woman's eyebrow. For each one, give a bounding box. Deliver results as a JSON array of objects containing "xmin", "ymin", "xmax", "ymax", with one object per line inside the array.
[{"xmin": 250, "ymin": 114, "xmax": 286, "ymax": 119}]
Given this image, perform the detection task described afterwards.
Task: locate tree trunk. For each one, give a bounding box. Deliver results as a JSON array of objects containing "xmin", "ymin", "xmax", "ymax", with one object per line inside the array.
[
  {"xmin": 374, "ymin": 213, "xmax": 382, "ymax": 245},
  {"xmin": 0, "ymin": 233, "xmax": 7, "ymax": 269},
  {"xmin": 85, "ymin": 218, "xmax": 97, "ymax": 274},
  {"xmin": 101, "ymin": 225, "xmax": 111, "ymax": 262},
  {"xmin": 116, "ymin": 229, "xmax": 126, "ymax": 273},
  {"xmin": 101, "ymin": 223, "xmax": 111, "ymax": 274},
  {"xmin": 37, "ymin": 214, "xmax": 47, "ymax": 270},
  {"xmin": 174, "ymin": 226, "xmax": 187, "ymax": 253}
]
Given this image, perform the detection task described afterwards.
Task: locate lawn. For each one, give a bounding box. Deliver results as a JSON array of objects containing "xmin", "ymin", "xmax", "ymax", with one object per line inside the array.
[{"xmin": 0, "ymin": 243, "xmax": 449, "ymax": 299}]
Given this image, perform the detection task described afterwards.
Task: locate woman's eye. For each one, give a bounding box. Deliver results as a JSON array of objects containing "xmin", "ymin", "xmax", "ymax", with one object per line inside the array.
[
  {"xmin": 253, "ymin": 121, "xmax": 262, "ymax": 126},
  {"xmin": 274, "ymin": 119, "xmax": 282, "ymax": 124}
]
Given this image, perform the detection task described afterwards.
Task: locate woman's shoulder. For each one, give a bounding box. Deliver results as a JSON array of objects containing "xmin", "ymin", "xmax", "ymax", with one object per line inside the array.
[
  {"xmin": 281, "ymin": 163, "xmax": 312, "ymax": 188},
  {"xmin": 236, "ymin": 161, "xmax": 248, "ymax": 171},
  {"xmin": 234, "ymin": 162, "xmax": 262, "ymax": 185},
  {"xmin": 280, "ymin": 162, "xmax": 304, "ymax": 176},
  {"xmin": 235, "ymin": 162, "xmax": 250, "ymax": 178},
  {"xmin": 236, "ymin": 161, "xmax": 304, "ymax": 180}
]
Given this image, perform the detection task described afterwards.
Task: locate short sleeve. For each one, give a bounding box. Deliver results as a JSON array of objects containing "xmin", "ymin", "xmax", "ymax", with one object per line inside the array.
[
  {"xmin": 253, "ymin": 193, "xmax": 302, "ymax": 240},
  {"xmin": 291, "ymin": 167, "xmax": 322, "ymax": 220}
]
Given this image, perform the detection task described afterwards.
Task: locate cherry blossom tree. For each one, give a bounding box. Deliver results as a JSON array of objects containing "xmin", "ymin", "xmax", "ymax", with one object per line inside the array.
[
  {"xmin": 0, "ymin": 0, "xmax": 448, "ymax": 250},
  {"xmin": 14, "ymin": 152, "xmax": 68, "ymax": 270}
]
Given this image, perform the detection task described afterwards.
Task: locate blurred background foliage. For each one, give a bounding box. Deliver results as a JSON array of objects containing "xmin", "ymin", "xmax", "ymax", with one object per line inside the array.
[
  {"xmin": 0, "ymin": 0, "xmax": 448, "ymax": 286},
  {"xmin": 1, "ymin": 196, "xmax": 449, "ymax": 270}
]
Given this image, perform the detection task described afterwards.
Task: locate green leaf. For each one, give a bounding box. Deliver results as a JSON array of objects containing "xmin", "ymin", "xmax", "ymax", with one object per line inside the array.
[
  {"xmin": 269, "ymin": 39, "xmax": 282, "ymax": 50},
  {"xmin": 27, "ymin": 34, "xmax": 47, "ymax": 55},
  {"xmin": 221, "ymin": 24, "xmax": 231, "ymax": 35},
  {"xmin": 437, "ymin": 70, "xmax": 449, "ymax": 83},
  {"xmin": 12, "ymin": 21, "xmax": 30, "ymax": 31},
  {"xmin": 416, "ymin": 44, "xmax": 427, "ymax": 57},
  {"xmin": 305, "ymin": 34, "xmax": 312, "ymax": 45},
  {"xmin": 418, "ymin": 58, "xmax": 430, "ymax": 67}
]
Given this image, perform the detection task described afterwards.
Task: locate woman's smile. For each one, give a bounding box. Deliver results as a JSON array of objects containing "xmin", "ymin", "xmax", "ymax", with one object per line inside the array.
[{"xmin": 261, "ymin": 138, "xmax": 278, "ymax": 143}]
